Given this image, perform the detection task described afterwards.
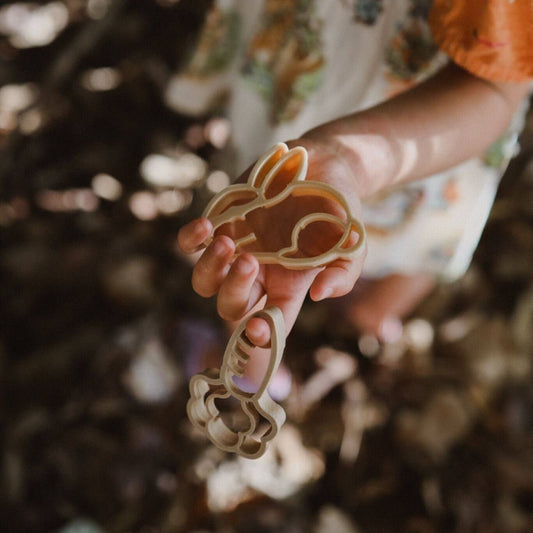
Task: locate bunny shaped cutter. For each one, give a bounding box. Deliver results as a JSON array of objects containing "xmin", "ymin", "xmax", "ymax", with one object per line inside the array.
[{"xmin": 202, "ymin": 142, "xmax": 366, "ymax": 269}]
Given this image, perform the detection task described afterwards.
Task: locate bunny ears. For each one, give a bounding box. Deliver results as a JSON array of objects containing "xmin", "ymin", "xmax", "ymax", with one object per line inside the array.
[{"xmin": 202, "ymin": 142, "xmax": 366, "ymax": 270}]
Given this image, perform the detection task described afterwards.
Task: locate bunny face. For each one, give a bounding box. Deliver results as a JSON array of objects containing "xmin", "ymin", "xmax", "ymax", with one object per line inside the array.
[
  {"xmin": 186, "ymin": 307, "xmax": 286, "ymax": 459},
  {"xmin": 202, "ymin": 143, "xmax": 366, "ymax": 269}
]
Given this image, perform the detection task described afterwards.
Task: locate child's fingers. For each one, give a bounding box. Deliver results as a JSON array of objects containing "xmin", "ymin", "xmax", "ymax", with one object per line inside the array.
[
  {"xmin": 245, "ymin": 317, "xmax": 271, "ymax": 347},
  {"xmin": 216, "ymin": 254, "xmax": 262, "ymax": 321},
  {"xmin": 191, "ymin": 235, "xmax": 235, "ymax": 297},
  {"xmin": 245, "ymin": 284, "xmax": 309, "ymax": 347},
  {"xmin": 178, "ymin": 218, "xmax": 212, "ymax": 254},
  {"xmin": 309, "ymin": 256, "xmax": 364, "ymax": 301}
]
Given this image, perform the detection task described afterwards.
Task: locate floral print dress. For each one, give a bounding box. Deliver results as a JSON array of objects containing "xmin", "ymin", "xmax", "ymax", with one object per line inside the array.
[{"xmin": 166, "ymin": 0, "xmax": 528, "ymax": 281}]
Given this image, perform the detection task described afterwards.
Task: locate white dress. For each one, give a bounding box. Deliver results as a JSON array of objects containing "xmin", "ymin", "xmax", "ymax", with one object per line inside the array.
[{"xmin": 165, "ymin": 0, "xmax": 525, "ymax": 280}]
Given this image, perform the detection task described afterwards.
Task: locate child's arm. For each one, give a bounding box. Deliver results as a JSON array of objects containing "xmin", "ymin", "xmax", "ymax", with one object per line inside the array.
[
  {"xmin": 303, "ymin": 62, "xmax": 531, "ymax": 200},
  {"xmin": 178, "ymin": 64, "xmax": 530, "ymax": 344}
]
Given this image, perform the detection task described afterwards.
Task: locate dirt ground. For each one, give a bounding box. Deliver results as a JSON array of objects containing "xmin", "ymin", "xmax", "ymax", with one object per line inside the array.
[{"xmin": 1, "ymin": 2, "xmax": 533, "ymax": 532}]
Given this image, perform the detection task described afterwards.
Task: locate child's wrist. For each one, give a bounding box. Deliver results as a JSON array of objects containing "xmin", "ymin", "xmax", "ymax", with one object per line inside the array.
[
  {"xmin": 287, "ymin": 135, "xmax": 367, "ymax": 198},
  {"xmin": 299, "ymin": 121, "xmax": 397, "ymax": 199}
]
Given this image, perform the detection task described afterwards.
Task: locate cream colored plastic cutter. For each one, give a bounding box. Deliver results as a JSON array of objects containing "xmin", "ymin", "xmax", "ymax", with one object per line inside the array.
[
  {"xmin": 202, "ymin": 142, "xmax": 366, "ymax": 270},
  {"xmin": 187, "ymin": 307, "xmax": 286, "ymax": 459}
]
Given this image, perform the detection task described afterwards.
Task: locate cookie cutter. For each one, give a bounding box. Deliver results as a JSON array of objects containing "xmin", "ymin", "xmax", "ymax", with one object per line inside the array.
[
  {"xmin": 186, "ymin": 307, "xmax": 286, "ymax": 459},
  {"xmin": 202, "ymin": 142, "xmax": 366, "ymax": 270}
]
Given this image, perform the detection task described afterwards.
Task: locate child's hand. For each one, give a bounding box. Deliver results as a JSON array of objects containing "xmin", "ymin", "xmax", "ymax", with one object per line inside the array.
[{"xmin": 178, "ymin": 138, "xmax": 366, "ymax": 345}]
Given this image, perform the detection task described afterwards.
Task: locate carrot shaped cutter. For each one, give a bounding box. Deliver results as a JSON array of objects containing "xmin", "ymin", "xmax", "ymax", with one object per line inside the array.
[{"xmin": 187, "ymin": 307, "xmax": 286, "ymax": 459}]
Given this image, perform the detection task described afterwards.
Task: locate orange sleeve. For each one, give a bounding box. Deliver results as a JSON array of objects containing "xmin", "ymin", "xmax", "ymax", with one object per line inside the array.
[{"xmin": 429, "ymin": 0, "xmax": 533, "ymax": 83}]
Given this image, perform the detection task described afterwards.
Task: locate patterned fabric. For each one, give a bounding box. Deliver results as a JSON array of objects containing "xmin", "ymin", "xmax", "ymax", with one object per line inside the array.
[
  {"xmin": 241, "ymin": 0, "xmax": 325, "ymax": 123},
  {"xmin": 165, "ymin": 0, "xmax": 529, "ymax": 280},
  {"xmin": 185, "ymin": 5, "xmax": 242, "ymax": 78},
  {"xmin": 353, "ymin": 0, "xmax": 384, "ymax": 25}
]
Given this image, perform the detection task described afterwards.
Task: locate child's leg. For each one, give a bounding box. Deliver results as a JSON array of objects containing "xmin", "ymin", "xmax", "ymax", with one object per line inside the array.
[{"xmin": 347, "ymin": 273, "xmax": 436, "ymax": 342}]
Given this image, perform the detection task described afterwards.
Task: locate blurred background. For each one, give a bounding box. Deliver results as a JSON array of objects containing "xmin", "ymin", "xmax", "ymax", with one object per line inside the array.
[{"xmin": 1, "ymin": 1, "xmax": 533, "ymax": 532}]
